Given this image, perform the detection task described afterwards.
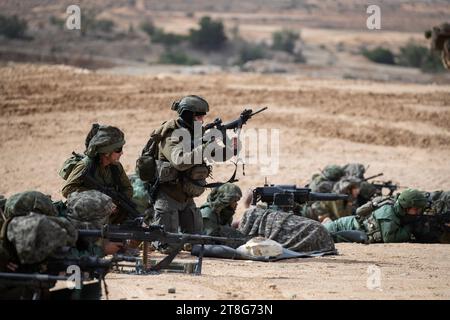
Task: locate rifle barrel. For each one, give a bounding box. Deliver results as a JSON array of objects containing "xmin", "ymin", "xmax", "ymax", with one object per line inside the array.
[
  {"xmin": 364, "ymin": 173, "xmax": 383, "ymax": 181},
  {"xmin": 308, "ymin": 192, "xmax": 349, "ymax": 202},
  {"xmin": 78, "ymin": 227, "xmax": 246, "ymax": 246},
  {"xmin": 250, "ymin": 106, "xmax": 268, "ymax": 116},
  {"xmin": 0, "ymin": 272, "xmax": 69, "ymax": 282}
]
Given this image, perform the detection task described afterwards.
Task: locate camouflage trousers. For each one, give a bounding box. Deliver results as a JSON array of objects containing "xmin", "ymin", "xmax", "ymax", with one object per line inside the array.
[{"xmin": 152, "ymin": 191, "xmax": 203, "ymax": 234}]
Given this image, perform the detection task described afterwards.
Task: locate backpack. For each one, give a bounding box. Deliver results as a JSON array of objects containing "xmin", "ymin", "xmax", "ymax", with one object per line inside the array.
[
  {"xmin": 59, "ymin": 124, "xmax": 100, "ymax": 180},
  {"xmin": 58, "ymin": 152, "xmax": 85, "ymax": 180},
  {"xmin": 135, "ymin": 120, "xmax": 176, "ymax": 183}
]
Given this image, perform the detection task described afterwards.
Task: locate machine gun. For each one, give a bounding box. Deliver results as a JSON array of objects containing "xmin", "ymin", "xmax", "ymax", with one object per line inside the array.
[
  {"xmin": 0, "ymin": 255, "xmax": 126, "ymax": 300},
  {"xmin": 0, "ymin": 272, "xmax": 71, "ymax": 300},
  {"xmin": 252, "ymin": 184, "xmax": 349, "ymax": 206},
  {"xmin": 78, "ymin": 219, "xmax": 247, "ymax": 275}
]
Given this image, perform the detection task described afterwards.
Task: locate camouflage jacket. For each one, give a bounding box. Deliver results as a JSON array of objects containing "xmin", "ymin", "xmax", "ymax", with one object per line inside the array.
[
  {"xmin": 200, "ymin": 203, "xmax": 233, "ymax": 236},
  {"xmin": 324, "ymin": 202, "xmax": 412, "ymax": 243},
  {"xmin": 62, "ymin": 157, "xmax": 133, "ymax": 199},
  {"xmin": 157, "ymin": 119, "xmax": 233, "ymax": 202}
]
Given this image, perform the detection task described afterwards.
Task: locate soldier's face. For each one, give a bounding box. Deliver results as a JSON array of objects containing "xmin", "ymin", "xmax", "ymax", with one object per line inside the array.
[
  {"xmin": 351, "ymin": 187, "xmax": 360, "ymax": 198},
  {"xmin": 407, "ymin": 207, "xmax": 421, "ymax": 215},
  {"xmin": 102, "ymin": 149, "xmax": 123, "ymax": 165},
  {"xmin": 229, "ymin": 200, "xmax": 238, "ymax": 210},
  {"xmin": 194, "ymin": 115, "xmax": 205, "ymax": 123}
]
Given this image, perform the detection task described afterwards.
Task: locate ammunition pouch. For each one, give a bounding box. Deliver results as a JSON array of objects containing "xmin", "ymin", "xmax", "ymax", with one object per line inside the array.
[
  {"xmin": 136, "ymin": 154, "xmax": 157, "ymax": 182},
  {"xmin": 356, "ymin": 201, "xmax": 375, "ymax": 218},
  {"xmin": 156, "ymin": 160, "xmax": 179, "ymax": 184},
  {"xmin": 361, "ymin": 215, "xmax": 383, "ymax": 243},
  {"xmin": 181, "ymin": 165, "xmax": 210, "ymax": 198}
]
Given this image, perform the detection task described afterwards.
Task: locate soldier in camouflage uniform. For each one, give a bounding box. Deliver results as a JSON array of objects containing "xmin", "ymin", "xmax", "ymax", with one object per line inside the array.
[
  {"xmin": 0, "ymin": 191, "xmax": 77, "ymax": 299},
  {"xmin": 308, "ymin": 165, "xmax": 345, "ymax": 193},
  {"xmin": 425, "ymin": 22, "xmax": 450, "ymax": 69},
  {"xmin": 314, "ymin": 176, "xmax": 361, "ymax": 222},
  {"xmin": 200, "ymin": 183, "xmax": 245, "ymax": 238},
  {"xmin": 149, "ymin": 95, "xmax": 234, "ymax": 251},
  {"xmin": 66, "ymin": 190, "xmax": 123, "ymax": 256},
  {"xmin": 237, "ymin": 193, "xmax": 336, "ymax": 254},
  {"xmin": 324, "ymin": 189, "xmax": 428, "ymax": 243},
  {"xmin": 62, "ymin": 124, "xmax": 133, "ymax": 224}
]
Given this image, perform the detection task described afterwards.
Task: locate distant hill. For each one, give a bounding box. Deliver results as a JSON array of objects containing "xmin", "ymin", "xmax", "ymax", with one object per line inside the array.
[{"xmin": 1, "ymin": 0, "xmax": 449, "ymax": 31}]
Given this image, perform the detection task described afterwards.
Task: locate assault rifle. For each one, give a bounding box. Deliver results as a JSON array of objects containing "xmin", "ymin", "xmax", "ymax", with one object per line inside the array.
[
  {"xmin": 370, "ymin": 180, "xmax": 399, "ymax": 196},
  {"xmin": 203, "ymin": 107, "xmax": 267, "ymax": 143},
  {"xmin": 0, "ymin": 255, "xmax": 128, "ymax": 300},
  {"xmin": 411, "ymin": 211, "xmax": 450, "ymax": 243},
  {"xmin": 78, "ymin": 219, "xmax": 247, "ymax": 275},
  {"xmin": 252, "ymin": 184, "xmax": 349, "ymax": 206},
  {"xmin": 82, "ymin": 171, "xmax": 142, "ymax": 220}
]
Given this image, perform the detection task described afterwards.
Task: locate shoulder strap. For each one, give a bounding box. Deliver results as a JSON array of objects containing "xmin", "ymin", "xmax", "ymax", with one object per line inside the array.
[{"xmin": 110, "ymin": 165, "xmax": 124, "ymax": 192}]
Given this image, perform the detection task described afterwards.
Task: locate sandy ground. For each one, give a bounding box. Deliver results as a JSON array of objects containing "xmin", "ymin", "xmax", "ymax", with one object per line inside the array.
[
  {"xmin": 1, "ymin": 63, "xmax": 450, "ymax": 299},
  {"xmin": 103, "ymin": 243, "xmax": 450, "ymax": 300}
]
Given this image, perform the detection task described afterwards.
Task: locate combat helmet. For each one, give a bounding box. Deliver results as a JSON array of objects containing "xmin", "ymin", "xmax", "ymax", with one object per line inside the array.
[
  {"xmin": 171, "ymin": 95, "xmax": 209, "ymax": 115},
  {"xmin": 322, "ymin": 165, "xmax": 345, "ymax": 181},
  {"xmin": 397, "ymin": 189, "xmax": 428, "ymax": 209},
  {"xmin": 85, "ymin": 125, "xmax": 126, "ymax": 158}
]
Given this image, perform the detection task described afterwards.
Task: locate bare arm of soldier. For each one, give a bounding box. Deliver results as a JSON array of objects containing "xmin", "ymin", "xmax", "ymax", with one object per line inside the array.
[{"xmin": 62, "ymin": 160, "xmax": 90, "ymax": 198}]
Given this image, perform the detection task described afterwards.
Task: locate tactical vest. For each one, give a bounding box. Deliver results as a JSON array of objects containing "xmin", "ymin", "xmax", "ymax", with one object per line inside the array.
[
  {"xmin": 142, "ymin": 120, "xmax": 211, "ymax": 198},
  {"xmin": 361, "ymin": 214, "xmax": 383, "ymax": 243},
  {"xmin": 356, "ymin": 196, "xmax": 395, "ymax": 218},
  {"xmin": 356, "ymin": 196, "xmax": 396, "ymax": 243}
]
